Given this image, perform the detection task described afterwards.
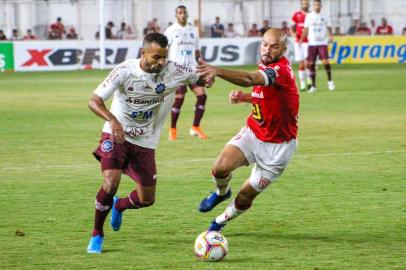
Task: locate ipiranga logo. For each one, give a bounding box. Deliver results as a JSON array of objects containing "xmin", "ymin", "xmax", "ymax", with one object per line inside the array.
[{"xmin": 329, "ymin": 36, "xmax": 406, "ymax": 64}]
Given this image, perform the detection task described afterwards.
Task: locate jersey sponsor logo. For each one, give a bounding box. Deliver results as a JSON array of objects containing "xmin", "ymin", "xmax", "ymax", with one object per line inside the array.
[
  {"xmin": 125, "ymin": 96, "xmax": 164, "ymax": 105},
  {"xmin": 171, "ymin": 61, "xmax": 194, "ymax": 72},
  {"xmin": 251, "ymin": 91, "xmax": 264, "ymax": 98},
  {"xmin": 258, "ymin": 177, "xmax": 272, "ymax": 189},
  {"xmin": 263, "ymin": 67, "xmax": 277, "ymax": 85},
  {"xmin": 130, "ymin": 110, "xmax": 154, "ymax": 120},
  {"xmin": 155, "ymin": 82, "xmax": 166, "ymax": 94},
  {"xmin": 125, "ymin": 125, "xmax": 149, "ymax": 136},
  {"xmin": 101, "ymin": 139, "xmax": 114, "ymax": 152},
  {"xmin": 180, "ymin": 49, "xmax": 193, "ymax": 56},
  {"xmin": 21, "ymin": 48, "xmax": 128, "ymax": 67}
]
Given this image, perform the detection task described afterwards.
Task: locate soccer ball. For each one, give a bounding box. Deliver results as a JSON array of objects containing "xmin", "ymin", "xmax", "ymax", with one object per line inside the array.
[{"xmin": 194, "ymin": 230, "xmax": 228, "ymax": 261}]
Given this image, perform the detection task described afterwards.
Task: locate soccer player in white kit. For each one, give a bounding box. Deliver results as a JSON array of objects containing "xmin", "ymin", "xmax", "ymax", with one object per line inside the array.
[
  {"xmin": 86, "ymin": 33, "xmax": 213, "ymax": 254},
  {"xmin": 164, "ymin": 5, "xmax": 208, "ymax": 140},
  {"xmin": 299, "ymin": 0, "xmax": 335, "ymax": 93}
]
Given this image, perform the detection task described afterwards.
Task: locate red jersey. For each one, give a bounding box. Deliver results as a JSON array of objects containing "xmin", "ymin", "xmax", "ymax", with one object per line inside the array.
[
  {"xmin": 291, "ymin": 10, "xmax": 308, "ymax": 42},
  {"xmin": 376, "ymin": 25, "xmax": 393, "ymax": 35},
  {"xmin": 246, "ymin": 57, "xmax": 299, "ymax": 143}
]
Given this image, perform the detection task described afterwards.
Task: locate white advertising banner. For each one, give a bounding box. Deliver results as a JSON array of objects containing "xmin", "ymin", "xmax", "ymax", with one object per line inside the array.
[
  {"xmin": 13, "ymin": 38, "xmax": 295, "ymax": 72},
  {"xmin": 13, "ymin": 40, "xmax": 142, "ymax": 72}
]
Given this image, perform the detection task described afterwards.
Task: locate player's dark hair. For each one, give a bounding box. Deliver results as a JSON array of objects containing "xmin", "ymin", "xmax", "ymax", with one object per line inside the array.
[
  {"xmin": 176, "ymin": 5, "xmax": 187, "ymax": 11},
  {"xmin": 143, "ymin": 32, "xmax": 168, "ymax": 48},
  {"xmin": 314, "ymin": 0, "xmax": 321, "ymax": 2}
]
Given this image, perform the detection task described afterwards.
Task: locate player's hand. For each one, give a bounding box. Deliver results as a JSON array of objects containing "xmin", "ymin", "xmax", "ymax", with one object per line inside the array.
[
  {"xmin": 203, "ymin": 75, "xmax": 215, "ymax": 88},
  {"xmin": 229, "ymin": 90, "xmax": 244, "ymax": 104},
  {"xmin": 110, "ymin": 118, "xmax": 125, "ymax": 144},
  {"xmin": 197, "ymin": 59, "xmax": 217, "ymax": 79}
]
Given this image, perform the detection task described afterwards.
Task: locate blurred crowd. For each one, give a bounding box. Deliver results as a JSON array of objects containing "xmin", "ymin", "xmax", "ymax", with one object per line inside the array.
[{"xmin": 1, "ymin": 16, "xmax": 405, "ymax": 41}]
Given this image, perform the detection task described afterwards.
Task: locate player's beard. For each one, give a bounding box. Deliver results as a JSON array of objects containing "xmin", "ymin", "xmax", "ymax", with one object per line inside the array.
[
  {"xmin": 261, "ymin": 54, "xmax": 279, "ymax": 65},
  {"xmin": 145, "ymin": 58, "xmax": 164, "ymax": 73}
]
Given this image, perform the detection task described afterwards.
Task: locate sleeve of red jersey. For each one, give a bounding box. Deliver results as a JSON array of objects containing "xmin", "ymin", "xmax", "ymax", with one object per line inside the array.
[{"xmin": 291, "ymin": 13, "xmax": 297, "ymax": 26}]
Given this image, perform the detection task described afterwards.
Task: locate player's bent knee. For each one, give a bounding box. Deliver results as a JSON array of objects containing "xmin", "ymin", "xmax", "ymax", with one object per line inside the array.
[
  {"xmin": 102, "ymin": 178, "xmax": 120, "ymax": 194},
  {"xmin": 212, "ymin": 164, "xmax": 231, "ymax": 179}
]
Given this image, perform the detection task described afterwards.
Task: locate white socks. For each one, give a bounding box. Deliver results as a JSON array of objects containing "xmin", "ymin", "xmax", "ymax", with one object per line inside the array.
[
  {"xmin": 215, "ymin": 200, "xmax": 246, "ymax": 224},
  {"xmin": 212, "ymin": 174, "xmax": 232, "ymax": 196}
]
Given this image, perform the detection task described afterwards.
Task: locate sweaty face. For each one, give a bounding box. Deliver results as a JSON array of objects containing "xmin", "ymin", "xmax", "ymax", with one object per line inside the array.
[
  {"xmin": 314, "ymin": 1, "xmax": 321, "ymax": 12},
  {"xmin": 301, "ymin": 0, "xmax": 310, "ymax": 11},
  {"xmin": 260, "ymin": 33, "xmax": 286, "ymax": 65},
  {"xmin": 176, "ymin": 8, "xmax": 188, "ymax": 25},
  {"xmin": 141, "ymin": 43, "xmax": 168, "ymax": 73}
]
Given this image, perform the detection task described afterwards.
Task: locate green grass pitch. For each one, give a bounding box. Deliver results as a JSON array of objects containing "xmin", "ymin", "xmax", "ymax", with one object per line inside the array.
[{"xmin": 0, "ymin": 64, "xmax": 405, "ymax": 269}]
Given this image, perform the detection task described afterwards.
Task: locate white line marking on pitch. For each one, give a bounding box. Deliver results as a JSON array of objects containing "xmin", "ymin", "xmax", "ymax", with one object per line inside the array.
[{"xmin": 0, "ymin": 150, "xmax": 405, "ymax": 171}]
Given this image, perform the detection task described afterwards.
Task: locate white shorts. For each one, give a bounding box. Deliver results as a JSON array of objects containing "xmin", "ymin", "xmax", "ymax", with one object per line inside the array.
[
  {"xmin": 227, "ymin": 126, "xmax": 297, "ymax": 192},
  {"xmin": 294, "ymin": 42, "xmax": 308, "ymax": 62}
]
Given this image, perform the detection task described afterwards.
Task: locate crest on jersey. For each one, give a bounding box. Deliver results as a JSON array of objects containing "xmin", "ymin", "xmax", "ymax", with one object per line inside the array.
[
  {"xmin": 258, "ymin": 177, "xmax": 272, "ymax": 189},
  {"xmin": 155, "ymin": 82, "xmax": 166, "ymax": 94},
  {"xmin": 190, "ymin": 33, "xmax": 195, "ymax": 39},
  {"xmin": 101, "ymin": 139, "xmax": 114, "ymax": 153}
]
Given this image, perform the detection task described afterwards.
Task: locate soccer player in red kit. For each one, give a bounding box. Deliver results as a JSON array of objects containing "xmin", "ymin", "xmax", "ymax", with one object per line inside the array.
[
  {"xmin": 197, "ymin": 29, "xmax": 299, "ymax": 231},
  {"xmin": 291, "ymin": 0, "xmax": 311, "ymax": 91}
]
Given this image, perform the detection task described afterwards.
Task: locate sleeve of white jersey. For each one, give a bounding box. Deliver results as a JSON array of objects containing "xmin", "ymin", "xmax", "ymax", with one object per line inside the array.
[
  {"xmin": 94, "ymin": 65, "xmax": 124, "ymax": 100},
  {"xmin": 164, "ymin": 27, "xmax": 173, "ymax": 46},
  {"xmin": 304, "ymin": 14, "xmax": 310, "ymax": 28},
  {"xmin": 195, "ymin": 30, "xmax": 200, "ymax": 51}
]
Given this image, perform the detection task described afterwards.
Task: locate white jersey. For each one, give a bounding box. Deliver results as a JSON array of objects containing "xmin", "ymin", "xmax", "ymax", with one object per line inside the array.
[
  {"xmin": 304, "ymin": 11, "xmax": 331, "ymax": 46},
  {"xmin": 94, "ymin": 59, "xmax": 199, "ymax": 149},
  {"xmin": 164, "ymin": 22, "xmax": 199, "ymax": 68}
]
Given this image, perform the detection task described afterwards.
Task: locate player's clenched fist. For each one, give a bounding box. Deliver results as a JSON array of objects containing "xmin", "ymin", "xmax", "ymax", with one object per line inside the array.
[{"xmin": 229, "ymin": 90, "xmax": 244, "ymax": 104}]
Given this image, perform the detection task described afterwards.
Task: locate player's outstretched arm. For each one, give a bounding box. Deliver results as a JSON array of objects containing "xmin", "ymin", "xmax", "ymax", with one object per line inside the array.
[
  {"xmin": 88, "ymin": 94, "xmax": 125, "ymax": 143},
  {"xmin": 197, "ymin": 61, "xmax": 265, "ymax": 87}
]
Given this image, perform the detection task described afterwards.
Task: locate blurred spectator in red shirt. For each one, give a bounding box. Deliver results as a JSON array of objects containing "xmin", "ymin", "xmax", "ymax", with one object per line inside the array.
[
  {"xmin": 23, "ymin": 29, "xmax": 37, "ymax": 40},
  {"xmin": 50, "ymin": 17, "xmax": 65, "ymax": 39},
  {"xmin": 356, "ymin": 22, "xmax": 371, "ymax": 35},
  {"xmin": 281, "ymin": 21, "xmax": 291, "ymax": 36},
  {"xmin": 0, "ymin": 30, "xmax": 7, "ymax": 40},
  {"xmin": 376, "ymin": 18, "xmax": 393, "ymax": 35},
  {"xmin": 66, "ymin": 28, "xmax": 78, "ymax": 39},
  {"xmin": 48, "ymin": 24, "xmax": 61, "ymax": 39},
  {"xmin": 248, "ymin": 23, "xmax": 261, "ymax": 37},
  {"xmin": 260, "ymin": 20, "xmax": 270, "ymax": 36}
]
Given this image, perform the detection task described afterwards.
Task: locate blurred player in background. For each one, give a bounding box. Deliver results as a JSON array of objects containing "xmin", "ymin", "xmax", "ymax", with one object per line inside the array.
[
  {"xmin": 300, "ymin": 0, "xmax": 335, "ymax": 93},
  {"xmin": 86, "ymin": 33, "xmax": 213, "ymax": 254},
  {"xmin": 165, "ymin": 5, "xmax": 208, "ymax": 140},
  {"xmin": 291, "ymin": 0, "xmax": 311, "ymax": 91},
  {"xmin": 197, "ymin": 29, "xmax": 299, "ymax": 231}
]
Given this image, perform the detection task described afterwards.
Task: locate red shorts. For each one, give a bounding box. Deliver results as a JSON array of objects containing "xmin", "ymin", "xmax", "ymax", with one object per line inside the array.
[
  {"xmin": 93, "ymin": 133, "xmax": 157, "ymax": 187},
  {"xmin": 175, "ymin": 84, "xmax": 200, "ymax": 94},
  {"xmin": 307, "ymin": 45, "xmax": 329, "ymax": 62}
]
